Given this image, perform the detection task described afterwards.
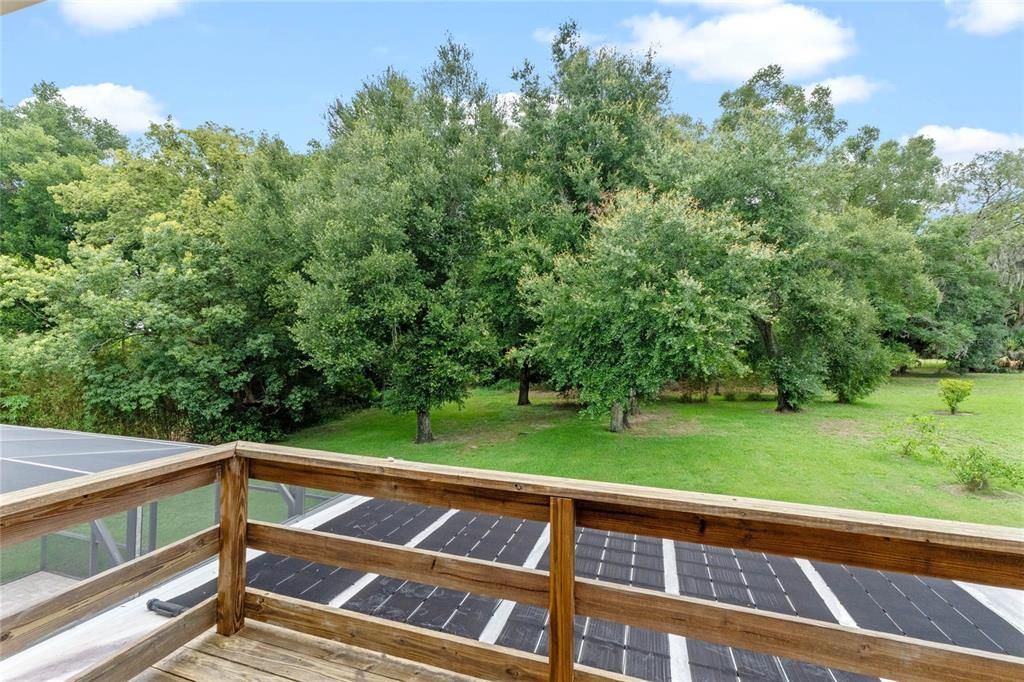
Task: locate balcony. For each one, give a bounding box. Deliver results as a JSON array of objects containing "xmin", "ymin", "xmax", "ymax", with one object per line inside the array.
[{"xmin": 1, "ymin": 441, "xmax": 1021, "ymax": 681}]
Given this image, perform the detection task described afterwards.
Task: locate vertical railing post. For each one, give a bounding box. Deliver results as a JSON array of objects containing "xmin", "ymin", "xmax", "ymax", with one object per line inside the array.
[
  {"xmin": 216, "ymin": 455, "xmax": 248, "ymax": 636},
  {"xmin": 549, "ymin": 496, "xmax": 576, "ymax": 681},
  {"xmin": 147, "ymin": 501, "xmax": 158, "ymax": 553}
]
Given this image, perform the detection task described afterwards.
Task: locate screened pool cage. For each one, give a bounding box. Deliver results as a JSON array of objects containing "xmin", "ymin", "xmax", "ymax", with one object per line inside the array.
[{"xmin": 36, "ymin": 483, "xmax": 331, "ymax": 580}]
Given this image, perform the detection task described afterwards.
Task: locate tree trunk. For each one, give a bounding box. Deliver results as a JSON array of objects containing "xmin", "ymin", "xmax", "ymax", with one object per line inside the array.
[
  {"xmin": 517, "ymin": 363, "xmax": 531, "ymax": 406},
  {"xmin": 415, "ymin": 409, "xmax": 434, "ymax": 443},
  {"xmin": 776, "ymin": 391, "xmax": 798, "ymax": 412},
  {"xmin": 754, "ymin": 316, "xmax": 798, "ymax": 412},
  {"xmin": 628, "ymin": 389, "xmax": 639, "ymax": 416},
  {"xmin": 609, "ymin": 402, "xmax": 628, "ymax": 433}
]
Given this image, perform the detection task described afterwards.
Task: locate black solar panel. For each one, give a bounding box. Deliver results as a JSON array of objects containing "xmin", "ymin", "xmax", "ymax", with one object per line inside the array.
[
  {"xmin": 0, "ymin": 424, "xmax": 199, "ymax": 493},
  {"xmin": 160, "ymin": 495, "xmax": 1024, "ymax": 681}
]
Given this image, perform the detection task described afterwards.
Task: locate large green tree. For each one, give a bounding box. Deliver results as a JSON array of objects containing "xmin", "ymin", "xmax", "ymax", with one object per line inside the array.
[
  {"xmin": 510, "ymin": 23, "xmax": 668, "ymax": 225},
  {"xmin": 528, "ymin": 192, "xmax": 767, "ymax": 431},
  {"xmin": 826, "ymin": 126, "xmax": 943, "ymax": 225},
  {"xmin": 945, "ymin": 149, "xmax": 1024, "ymax": 327},
  {"xmin": 1, "ymin": 82, "xmax": 127, "ymax": 260},
  {"xmin": 471, "ymin": 173, "xmax": 574, "ymax": 405},
  {"xmin": 656, "ymin": 67, "xmax": 932, "ymax": 408},
  {"xmin": 1, "ymin": 124, "xmax": 329, "ymax": 440},
  {"xmin": 910, "ymin": 216, "xmax": 1009, "ymax": 371},
  {"xmin": 475, "ymin": 24, "xmax": 669, "ymax": 405},
  {"xmin": 293, "ymin": 42, "xmax": 497, "ymax": 443}
]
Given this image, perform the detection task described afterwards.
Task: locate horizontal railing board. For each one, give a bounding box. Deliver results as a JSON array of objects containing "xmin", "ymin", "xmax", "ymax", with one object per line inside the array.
[
  {"xmin": 0, "ymin": 443, "xmax": 234, "ymax": 547},
  {"xmin": 0, "ymin": 443, "xmax": 234, "ymax": 516},
  {"xmin": 247, "ymin": 520, "xmax": 549, "ymax": 607},
  {"xmin": 70, "ymin": 596, "xmax": 216, "ymax": 682},
  {"xmin": 239, "ymin": 442, "xmax": 1024, "ymax": 588},
  {"xmin": 252, "ymin": 516, "xmax": 1024, "ymax": 681},
  {"xmin": 244, "ymin": 588, "xmax": 630, "ymax": 682},
  {"xmin": 0, "ymin": 466, "xmax": 218, "ymax": 547},
  {"xmin": 6, "ymin": 440, "xmax": 1021, "ymax": 682},
  {"xmin": 247, "ymin": 459, "xmax": 551, "ymax": 521},
  {"xmin": 576, "ymin": 579, "xmax": 1024, "ymax": 682},
  {"xmin": 0, "ymin": 526, "xmax": 219, "ymax": 658},
  {"xmin": 576, "ymin": 502, "xmax": 1024, "ymax": 588}
]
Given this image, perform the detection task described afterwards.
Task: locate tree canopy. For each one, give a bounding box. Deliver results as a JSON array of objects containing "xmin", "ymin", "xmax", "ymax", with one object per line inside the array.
[{"xmin": 2, "ymin": 26, "xmax": 1019, "ymax": 441}]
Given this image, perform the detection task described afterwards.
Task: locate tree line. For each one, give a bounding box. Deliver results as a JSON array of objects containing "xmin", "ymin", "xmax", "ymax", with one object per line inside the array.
[{"xmin": 2, "ymin": 26, "xmax": 1021, "ymax": 443}]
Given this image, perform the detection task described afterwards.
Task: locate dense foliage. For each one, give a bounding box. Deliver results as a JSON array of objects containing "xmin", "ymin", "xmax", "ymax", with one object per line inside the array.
[{"xmin": 2, "ymin": 26, "xmax": 1020, "ymax": 440}]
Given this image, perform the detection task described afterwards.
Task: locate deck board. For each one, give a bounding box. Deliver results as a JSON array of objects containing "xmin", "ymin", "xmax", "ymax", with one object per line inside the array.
[{"xmin": 137, "ymin": 620, "xmax": 482, "ymax": 682}]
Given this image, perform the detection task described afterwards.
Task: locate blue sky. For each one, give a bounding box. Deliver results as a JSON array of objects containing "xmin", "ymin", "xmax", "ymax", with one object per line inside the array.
[{"xmin": 2, "ymin": 1, "xmax": 1022, "ymax": 163}]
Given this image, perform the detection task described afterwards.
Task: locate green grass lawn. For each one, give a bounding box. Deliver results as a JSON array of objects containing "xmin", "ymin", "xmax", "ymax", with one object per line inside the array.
[
  {"xmin": 285, "ymin": 371, "xmax": 1024, "ymax": 527},
  {"xmin": 4, "ymin": 370, "xmax": 1018, "ymax": 584}
]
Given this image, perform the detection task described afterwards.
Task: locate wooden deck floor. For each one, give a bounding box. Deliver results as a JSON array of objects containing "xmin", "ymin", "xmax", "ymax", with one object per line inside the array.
[{"xmin": 133, "ymin": 620, "xmax": 482, "ymax": 682}]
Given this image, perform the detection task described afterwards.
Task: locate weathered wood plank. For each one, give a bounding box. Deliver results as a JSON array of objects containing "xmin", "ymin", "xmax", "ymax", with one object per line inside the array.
[
  {"xmin": 575, "ymin": 578, "xmax": 1024, "ymax": 682},
  {"xmin": 576, "ymin": 502, "xmax": 1024, "ymax": 589},
  {"xmin": 548, "ymin": 497, "xmax": 575, "ymax": 682},
  {"xmin": 247, "ymin": 521, "xmax": 548, "ymax": 607},
  {"xmin": 217, "ymin": 457, "xmax": 248, "ymax": 636},
  {"xmin": 0, "ymin": 443, "xmax": 234, "ymax": 518},
  {"xmin": 244, "ymin": 589, "xmax": 629, "ymax": 682},
  {"xmin": 70, "ymin": 596, "xmax": 215, "ymax": 682},
  {"xmin": 0, "ymin": 526, "xmax": 219, "ymax": 658},
  {"xmin": 154, "ymin": 647, "xmax": 268, "ymax": 682},
  {"xmin": 238, "ymin": 442, "xmax": 1024, "ymax": 588},
  {"xmin": 248, "ymin": 459, "xmax": 549, "ymax": 522},
  {"xmin": 0, "ymin": 443, "xmax": 234, "ymax": 547},
  {"xmin": 238, "ymin": 620, "xmax": 481, "ymax": 681},
  {"xmin": 189, "ymin": 627, "xmax": 450, "ymax": 682},
  {"xmin": 132, "ymin": 669, "xmax": 190, "ymax": 682}
]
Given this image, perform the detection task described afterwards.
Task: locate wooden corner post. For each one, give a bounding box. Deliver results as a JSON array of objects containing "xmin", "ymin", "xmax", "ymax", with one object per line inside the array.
[
  {"xmin": 549, "ymin": 497, "xmax": 576, "ymax": 681},
  {"xmin": 216, "ymin": 455, "xmax": 248, "ymax": 635}
]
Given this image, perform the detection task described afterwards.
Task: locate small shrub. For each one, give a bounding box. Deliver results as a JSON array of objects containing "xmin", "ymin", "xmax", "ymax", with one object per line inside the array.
[
  {"xmin": 948, "ymin": 447, "xmax": 1024, "ymax": 492},
  {"xmin": 889, "ymin": 345, "xmax": 920, "ymax": 375},
  {"xmin": 938, "ymin": 379, "xmax": 973, "ymax": 414},
  {"xmin": 723, "ymin": 392, "xmax": 737, "ymax": 401},
  {"xmin": 949, "ymin": 447, "xmax": 990, "ymax": 491},
  {"xmin": 887, "ymin": 415, "xmax": 944, "ymax": 462}
]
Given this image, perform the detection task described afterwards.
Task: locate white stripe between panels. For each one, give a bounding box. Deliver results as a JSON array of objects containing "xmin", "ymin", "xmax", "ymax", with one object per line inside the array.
[
  {"xmin": 4, "ymin": 457, "xmax": 93, "ymax": 475},
  {"xmin": 8, "ymin": 445, "xmax": 190, "ymax": 460},
  {"xmin": 955, "ymin": 581, "xmax": 1024, "ymax": 636},
  {"xmin": 328, "ymin": 508, "xmax": 460, "ymax": 608},
  {"xmin": 479, "ymin": 524, "xmax": 552, "ymax": 645},
  {"xmin": 795, "ymin": 558, "xmax": 897, "ymax": 682},
  {"xmin": 794, "ymin": 558, "xmax": 857, "ymax": 627},
  {"xmin": 662, "ymin": 538, "xmax": 693, "ymax": 682},
  {"xmin": 0, "ymin": 425, "xmax": 198, "ymax": 448}
]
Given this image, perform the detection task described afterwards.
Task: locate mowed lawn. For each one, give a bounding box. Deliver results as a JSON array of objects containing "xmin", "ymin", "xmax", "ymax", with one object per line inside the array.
[{"xmin": 286, "ymin": 371, "xmax": 1024, "ymax": 527}]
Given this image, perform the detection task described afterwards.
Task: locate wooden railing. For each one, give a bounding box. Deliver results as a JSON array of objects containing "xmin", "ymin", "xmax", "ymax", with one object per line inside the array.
[{"xmin": 1, "ymin": 441, "xmax": 1022, "ymax": 681}]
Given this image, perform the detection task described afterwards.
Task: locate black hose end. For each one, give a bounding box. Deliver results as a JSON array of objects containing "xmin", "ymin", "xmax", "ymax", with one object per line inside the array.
[{"xmin": 147, "ymin": 598, "xmax": 187, "ymax": 618}]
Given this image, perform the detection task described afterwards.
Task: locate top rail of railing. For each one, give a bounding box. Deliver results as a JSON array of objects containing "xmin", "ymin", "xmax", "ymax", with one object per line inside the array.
[
  {"xmin": 1, "ymin": 440, "xmax": 1022, "ymax": 681},
  {"xmin": 1, "ymin": 440, "xmax": 1021, "ymax": 587}
]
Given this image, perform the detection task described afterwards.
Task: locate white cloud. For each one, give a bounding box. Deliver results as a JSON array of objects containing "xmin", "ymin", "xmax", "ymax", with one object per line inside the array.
[
  {"xmin": 621, "ymin": 4, "xmax": 854, "ymax": 81},
  {"xmin": 915, "ymin": 125, "xmax": 1024, "ymax": 164},
  {"xmin": 60, "ymin": 84, "xmax": 167, "ymax": 133},
  {"xmin": 805, "ymin": 75, "xmax": 883, "ymax": 105},
  {"xmin": 946, "ymin": 0, "xmax": 1024, "ymax": 35},
  {"xmin": 494, "ymin": 91, "xmax": 521, "ymax": 123},
  {"xmin": 60, "ymin": 0, "xmax": 183, "ymax": 33},
  {"xmin": 532, "ymin": 27, "xmax": 606, "ymax": 47},
  {"xmin": 658, "ymin": 0, "xmax": 782, "ymax": 10}
]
